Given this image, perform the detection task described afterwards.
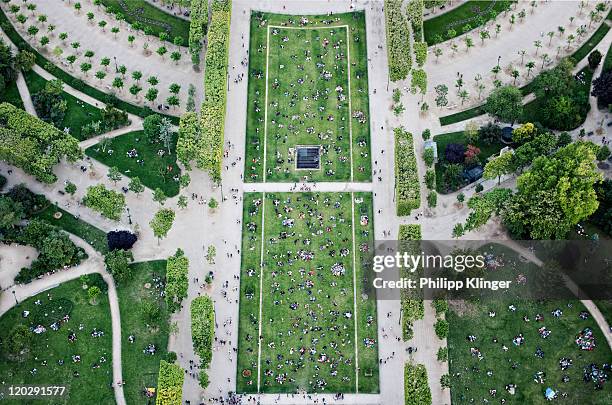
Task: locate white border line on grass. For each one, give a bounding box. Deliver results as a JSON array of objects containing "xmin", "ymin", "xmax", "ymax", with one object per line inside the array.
[
  {"xmin": 263, "ymin": 24, "xmax": 354, "ymax": 182},
  {"xmin": 257, "ymin": 192, "xmax": 266, "ymax": 392},
  {"xmin": 351, "ymin": 192, "xmax": 359, "ymax": 392}
]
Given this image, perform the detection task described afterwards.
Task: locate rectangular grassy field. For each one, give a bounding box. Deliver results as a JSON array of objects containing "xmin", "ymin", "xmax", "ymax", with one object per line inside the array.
[
  {"xmin": 244, "ymin": 12, "xmax": 372, "ymax": 183},
  {"xmin": 236, "ymin": 192, "xmax": 379, "ymax": 394}
]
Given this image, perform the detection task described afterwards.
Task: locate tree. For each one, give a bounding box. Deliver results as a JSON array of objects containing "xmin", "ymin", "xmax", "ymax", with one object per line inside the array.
[
  {"xmin": 592, "ymin": 71, "xmax": 612, "ymax": 107},
  {"xmin": 484, "ymin": 151, "xmax": 514, "ymax": 184},
  {"xmin": 153, "ymin": 188, "xmax": 167, "ymax": 205},
  {"xmin": 145, "ymin": 87, "xmax": 159, "ymax": 105},
  {"xmin": 65, "ymin": 182, "xmax": 77, "ymax": 196},
  {"xmin": 170, "ymin": 51, "xmax": 182, "ymax": 64},
  {"xmin": 132, "ymin": 70, "xmax": 143, "ymax": 82},
  {"xmin": 511, "ymin": 69, "xmax": 520, "ymax": 85},
  {"xmin": 104, "ymin": 249, "xmax": 134, "ymax": 284},
  {"xmin": 588, "ymin": 50, "xmax": 602, "ymax": 69},
  {"xmin": 95, "ymin": 70, "xmax": 106, "ymax": 81},
  {"xmin": 98, "ymin": 20, "xmax": 107, "ymax": 31},
  {"xmin": 112, "ymin": 77, "xmax": 124, "ymax": 92},
  {"xmin": 484, "ymin": 86, "xmax": 523, "ymax": 124},
  {"xmin": 150, "ymin": 209, "xmax": 175, "ymax": 243},
  {"xmin": 128, "ymin": 35, "xmax": 136, "ymax": 47},
  {"xmin": 169, "ymin": 83, "xmax": 181, "ymax": 95},
  {"xmin": 457, "ymin": 193, "xmax": 465, "ymax": 204},
  {"xmin": 427, "ymin": 191, "xmax": 438, "ymax": 207},
  {"xmin": 148, "ymin": 76, "xmax": 159, "ymax": 86},
  {"xmin": 440, "ymin": 374, "xmax": 451, "ymax": 389},
  {"xmin": 597, "ymin": 145, "xmax": 611, "ymax": 161},
  {"xmin": 434, "ymin": 84, "xmax": 448, "ymax": 107},
  {"xmin": 434, "ymin": 47, "xmax": 442, "ymax": 61},
  {"xmin": 59, "ymin": 32, "xmax": 68, "ymax": 42},
  {"xmin": 533, "ymin": 40, "xmax": 542, "ymax": 56},
  {"xmin": 111, "ymin": 27, "xmax": 120, "ymax": 38},
  {"xmin": 178, "ymin": 195, "xmax": 188, "ymax": 209},
  {"xmin": 464, "ymin": 122, "xmax": 479, "ymax": 144},
  {"xmin": 118, "ymin": 64, "xmax": 127, "ymax": 78},
  {"xmin": 166, "ymin": 95, "xmax": 179, "ymax": 108},
  {"xmin": 445, "ymin": 143, "xmax": 466, "ymax": 164},
  {"xmin": 159, "ymin": 117, "xmax": 174, "ymax": 154},
  {"xmin": 39, "ymin": 36, "xmax": 49, "ymax": 48},
  {"xmin": 511, "ymin": 122, "xmax": 537, "ymax": 144},
  {"xmin": 128, "ymin": 176, "xmax": 144, "ymax": 196},
  {"xmin": 80, "ymin": 62, "xmax": 92, "ymax": 76},
  {"xmin": 157, "ymin": 46, "xmax": 168, "ymax": 59},
  {"xmin": 208, "ymin": 198, "xmax": 218, "ymax": 209},
  {"xmin": 14, "ymin": 51, "xmax": 35, "ymax": 72},
  {"xmin": 107, "ymin": 166, "xmax": 122, "ymax": 184},
  {"xmin": 525, "ymin": 61, "xmax": 535, "ymax": 78},
  {"xmin": 27, "ymin": 25, "xmax": 39, "ymax": 37},
  {"xmin": 129, "ymin": 84, "xmax": 142, "ymax": 98},
  {"xmin": 88, "ymin": 286, "xmax": 101, "ymax": 304},
  {"xmin": 7, "ymin": 324, "xmax": 32, "ymax": 356},
  {"xmin": 452, "ymin": 223, "xmax": 464, "ymax": 239},
  {"xmin": 503, "ymin": 142, "xmax": 601, "ymax": 239},
  {"xmin": 101, "ymin": 56, "xmax": 110, "ymax": 71},
  {"xmin": 0, "ymin": 195, "xmax": 25, "ymax": 231},
  {"xmin": 84, "ymin": 50, "xmax": 95, "ymax": 60},
  {"xmin": 83, "ymin": 184, "xmax": 125, "ymax": 220},
  {"xmin": 458, "ymin": 89, "xmax": 469, "ymax": 105}
]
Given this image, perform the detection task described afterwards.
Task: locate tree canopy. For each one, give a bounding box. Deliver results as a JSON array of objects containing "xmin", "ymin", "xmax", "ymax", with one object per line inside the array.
[{"xmin": 484, "ymin": 86, "xmax": 523, "ymax": 124}]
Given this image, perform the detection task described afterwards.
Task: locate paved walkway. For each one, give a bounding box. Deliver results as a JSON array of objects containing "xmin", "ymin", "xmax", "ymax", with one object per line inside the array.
[
  {"xmin": 15, "ymin": 71, "xmax": 37, "ymax": 116},
  {"xmin": 0, "ymin": 234, "xmax": 127, "ymax": 405}
]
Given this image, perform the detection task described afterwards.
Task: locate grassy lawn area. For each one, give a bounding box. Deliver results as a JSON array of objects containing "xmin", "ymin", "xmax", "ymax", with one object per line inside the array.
[
  {"xmin": 85, "ymin": 130, "xmax": 181, "ymax": 197},
  {"xmin": 244, "ymin": 12, "xmax": 372, "ymax": 183},
  {"xmin": 439, "ymin": 105, "xmax": 486, "ymax": 126},
  {"xmin": 118, "ymin": 260, "xmax": 171, "ymax": 405},
  {"xmin": 603, "ymin": 42, "xmax": 612, "ymax": 72},
  {"xmin": 0, "ymin": 8, "xmax": 178, "ymax": 124},
  {"xmin": 0, "ymin": 78, "xmax": 23, "ymax": 109},
  {"xmin": 433, "ymin": 131, "xmax": 504, "ymax": 193},
  {"xmin": 100, "ymin": 0, "xmax": 191, "ymax": 46},
  {"xmin": 23, "ymin": 70, "xmax": 104, "ymax": 141},
  {"xmin": 448, "ymin": 244, "xmax": 612, "ymax": 404},
  {"xmin": 521, "ymin": 66, "xmax": 593, "ymax": 129},
  {"xmin": 424, "ymin": 0, "xmax": 513, "ymax": 45},
  {"xmin": 236, "ymin": 192, "xmax": 379, "ymax": 393},
  {"xmin": 34, "ymin": 203, "xmax": 108, "ymax": 254},
  {"xmin": 571, "ymin": 22, "xmax": 611, "ymax": 65},
  {"xmin": 0, "ymin": 275, "xmax": 115, "ymax": 404}
]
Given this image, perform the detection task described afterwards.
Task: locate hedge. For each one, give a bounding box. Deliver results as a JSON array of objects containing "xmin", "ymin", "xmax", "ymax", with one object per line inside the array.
[
  {"xmin": 404, "ymin": 363, "xmax": 432, "ymax": 405},
  {"xmin": 82, "ymin": 184, "xmax": 125, "ymax": 221},
  {"xmin": 191, "ymin": 296, "xmax": 215, "ymax": 368},
  {"xmin": 0, "ymin": 8, "xmax": 178, "ymax": 124},
  {"xmin": 395, "ymin": 128, "xmax": 420, "ymax": 215},
  {"xmin": 406, "ymin": 0, "xmax": 424, "ymax": 41},
  {"xmin": 178, "ymin": 0, "xmax": 230, "ymax": 182},
  {"xmin": 0, "ymin": 102, "xmax": 81, "ymax": 184},
  {"xmin": 414, "ymin": 41, "xmax": 427, "ymax": 67},
  {"xmin": 165, "ymin": 249, "xmax": 189, "ymax": 312},
  {"xmin": 398, "ymin": 224, "xmax": 424, "ymax": 340},
  {"xmin": 156, "ymin": 360, "xmax": 184, "ymax": 405},
  {"xmin": 384, "ymin": 0, "xmax": 412, "ymax": 81},
  {"xmin": 189, "ymin": 0, "xmax": 208, "ymax": 64}
]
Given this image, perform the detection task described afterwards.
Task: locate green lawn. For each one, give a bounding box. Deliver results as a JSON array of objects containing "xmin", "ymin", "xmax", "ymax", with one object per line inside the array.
[
  {"xmin": 0, "ymin": 276, "xmax": 115, "ymax": 405},
  {"xmin": 85, "ymin": 130, "xmax": 181, "ymax": 197},
  {"xmin": 603, "ymin": 42, "xmax": 612, "ymax": 73},
  {"xmin": 0, "ymin": 78, "xmax": 23, "ymax": 109},
  {"xmin": 424, "ymin": 0, "xmax": 513, "ymax": 45},
  {"xmin": 24, "ymin": 70, "xmax": 105, "ymax": 141},
  {"xmin": 34, "ymin": 203, "xmax": 109, "ymax": 254},
  {"xmin": 571, "ymin": 23, "xmax": 611, "ymax": 65},
  {"xmin": 236, "ymin": 192, "xmax": 379, "ymax": 393},
  {"xmin": 118, "ymin": 260, "xmax": 170, "ymax": 405},
  {"xmin": 439, "ymin": 105, "xmax": 486, "ymax": 126},
  {"xmin": 447, "ymin": 247, "xmax": 612, "ymax": 404},
  {"xmin": 0, "ymin": 8, "xmax": 178, "ymax": 124},
  {"xmin": 244, "ymin": 12, "xmax": 372, "ymax": 182},
  {"xmin": 100, "ymin": 0, "xmax": 191, "ymax": 46}
]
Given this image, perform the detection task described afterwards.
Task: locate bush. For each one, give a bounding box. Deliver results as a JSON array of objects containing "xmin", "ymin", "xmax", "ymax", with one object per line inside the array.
[
  {"xmin": 423, "ymin": 147, "xmax": 434, "ymax": 167},
  {"xmin": 188, "ymin": 0, "xmax": 208, "ymax": 65},
  {"xmin": 478, "ymin": 122, "xmax": 502, "ymax": 145},
  {"xmin": 165, "ymin": 249, "xmax": 189, "ymax": 312},
  {"xmin": 191, "ymin": 296, "xmax": 215, "ymax": 369},
  {"xmin": 475, "ymin": 183, "xmax": 484, "ymax": 193},
  {"xmin": 556, "ymin": 131, "xmax": 572, "ymax": 148},
  {"xmin": 199, "ymin": 371, "xmax": 210, "ymax": 389},
  {"xmin": 384, "ymin": 0, "xmax": 412, "ymax": 81},
  {"xmin": 156, "ymin": 360, "xmax": 184, "ymax": 405},
  {"xmin": 427, "ymin": 191, "xmax": 437, "ymax": 207},
  {"xmin": 588, "ymin": 50, "xmax": 602, "ymax": 70},
  {"xmin": 414, "ymin": 41, "xmax": 427, "ymax": 67},
  {"xmin": 107, "ymin": 230, "xmax": 138, "ymax": 251},
  {"xmin": 104, "ymin": 249, "xmax": 134, "ymax": 284},
  {"xmin": 424, "ymin": 169, "xmax": 435, "ymax": 189},
  {"xmin": 395, "ymin": 128, "xmax": 420, "ymax": 215},
  {"xmin": 83, "ymin": 184, "xmax": 125, "ymax": 220},
  {"xmin": 440, "ymin": 374, "xmax": 451, "ymax": 389},
  {"xmin": 433, "ymin": 298, "xmax": 448, "ymax": 316},
  {"xmin": 0, "ymin": 103, "xmax": 81, "ymax": 183},
  {"xmin": 436, "ymin": 347, "xmax": 448, "ymax": 362},
  {"xmin": 434, "ymin": 319, "xmax": 449, "ymax": 339},
  {"xmin": 166, "ymin": 351, "xmax": 177, "ymax": 363},
  {"xmin": 421, "ymin": 128, "xmax": 431, "ymax": 140},
  {"xmin": 399, "ymin": 224, "xmax": 422, "ymax": 240},
  {"xmin": 6, "ymin": 184, "xmax": 48, "ymax": 215},
  {"xmin": 444, "ymin": 143, "xmax": 466, "ymax": 164},
  {"xmin": 597, "ymin": 145, "xmax": 611, "ymax": 161},
  {"xmin": 404, "ymin": 363, "xmax": 432, "ymax": 405}
]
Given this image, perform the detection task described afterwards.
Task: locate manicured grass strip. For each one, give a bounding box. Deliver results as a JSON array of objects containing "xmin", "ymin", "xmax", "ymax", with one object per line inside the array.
[
  {"xmin": 35, "ymin": 203, "xmax": 109, "ymax": 254},
  {"xmin": 353, "ymin": 192, "xmax": 379, "ymax": 393},
  {"xmin": 0, "ymin": 8, "xmax": 178, "ymax": 124},
  {"xmin": 423, "ymin": 0, "xmax": 512, "ymax": 45},
  {"xmin": 0, "ymin": 276, "xmax": 115, "ymax": 405},
  {"xmin": 85, "ymin": 130, "xmax": 181, "ymax": 197},
  {"xmin": 0, "ymin": 78, "xmax": 23, "ymax": 109},
  {"xmin": 404, "ymin": 363, "xmax": 431, "ymax": 405},
  {"xmin": 23, "ymin": 69, "xmax": 104, "ymax": 141},
  {"xmin": 439, "ymin": 105, "xmax": 485, "ymax": 126},
  {"xmin": 118, "ymin": 260, "xmax": 170, "ymax": 405},
  {"xmin": 395, "ymin": 128, "xmax": 420, "ymax": 215},
  {"xmin": 603, "ymin": 42, "xmax": 612, "ymax": 72},
  {"xmin": 100, "ymin": 0, "xmax": 191, "ymax": 46},
  {"xmin": 571, "ymin": 22, "xmax": 611, "ymax": 65}
]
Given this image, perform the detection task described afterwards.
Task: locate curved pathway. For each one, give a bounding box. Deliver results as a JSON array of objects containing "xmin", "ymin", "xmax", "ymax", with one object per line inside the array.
[{"xmin": 0, "ymin": 234, "xmax": 127, "ymax": 405}]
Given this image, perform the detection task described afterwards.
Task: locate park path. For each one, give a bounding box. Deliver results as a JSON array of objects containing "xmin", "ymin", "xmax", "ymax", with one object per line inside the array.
[
  {"xmin": 15, "ymin": 71, "xmax": 37, "ymax": 116},
  {"xmin": 0, "ymin": 233, "xmax": 127, "ymax": 405}
]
